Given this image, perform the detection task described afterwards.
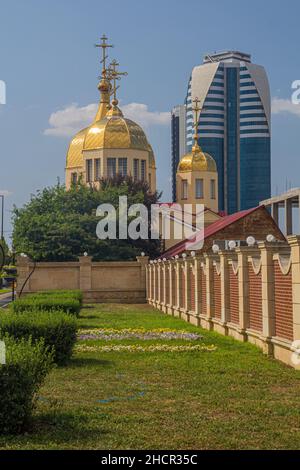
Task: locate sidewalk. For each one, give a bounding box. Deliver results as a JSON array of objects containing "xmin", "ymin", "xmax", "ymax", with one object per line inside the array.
[{"xmin": 0, "ymin": 292, "xmax": 12, "ymax": 308}]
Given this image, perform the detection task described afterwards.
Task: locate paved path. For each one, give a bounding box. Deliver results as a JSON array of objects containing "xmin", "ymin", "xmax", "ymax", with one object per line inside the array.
[{"xmin": 0, "ymin": 292, "xmax": 12, "ymax": 308}]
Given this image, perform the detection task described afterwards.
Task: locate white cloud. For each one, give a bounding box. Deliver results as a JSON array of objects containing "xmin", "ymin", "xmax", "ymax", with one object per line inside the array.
[
  {"xmin": 44, "ymin": 102, "xmax": 170, "ymax": 137},
  {"xmin": 272, "ymin": 97, "xmax": 300, "ymax": 117},
  {"xmin": 44, "ymin": 103, "xmax": 98, "ymax": 137}
]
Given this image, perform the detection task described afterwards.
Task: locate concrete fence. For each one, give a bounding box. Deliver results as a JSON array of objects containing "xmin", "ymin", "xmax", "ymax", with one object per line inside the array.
[
  {"xmin": 17, "ymin": 256, "xmax": 149, "ymax": 303},
  {"xmin": 147, "ymin": 236, "xmax": 300, "ymax": 369}
]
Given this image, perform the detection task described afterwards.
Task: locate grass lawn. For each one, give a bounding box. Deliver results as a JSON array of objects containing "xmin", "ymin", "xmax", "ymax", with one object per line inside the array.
[
  {"xmin": 0, "ymin": 289, "xmax": 11, "ymax": 295},
  {"xmin": 1, "ymin": 303, "xmax": 300, "ymax": 450}
]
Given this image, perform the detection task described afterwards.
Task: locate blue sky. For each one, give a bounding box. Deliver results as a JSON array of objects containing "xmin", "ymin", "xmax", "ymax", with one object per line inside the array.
[{"xmin": 0, "ymin": 0, "xmax": 300, "ymax": 241}]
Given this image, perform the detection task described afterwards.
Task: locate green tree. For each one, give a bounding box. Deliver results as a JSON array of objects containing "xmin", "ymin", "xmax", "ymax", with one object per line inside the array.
[{"xmin": 12, "ymin": 178, "xmax": 162, "ymax": 261}]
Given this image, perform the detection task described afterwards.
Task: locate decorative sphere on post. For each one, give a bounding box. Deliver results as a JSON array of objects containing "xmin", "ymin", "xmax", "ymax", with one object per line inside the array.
[
  {"xmin": 246, "ymin": 236, "xmax": 256, "ymax": 247},
  {"xmin": 228, "ymin": 240, "xmax": 236, "ymax": 250},
  {"xmin": 266, "ymin": 234, "xmax": 275, "ymax": 243},
  {"xmin": 212, "ymin": 244, "xmax": 220, "ymax": 254}
]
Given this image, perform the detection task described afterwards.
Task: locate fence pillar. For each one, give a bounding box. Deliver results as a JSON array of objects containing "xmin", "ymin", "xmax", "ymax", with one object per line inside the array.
[
  {"xmin": 194, "ymin": 257, "xmax": 201, "ymax": 318},
  {"xmin": 168, "ymin": 261, "xmax": 174, "ymax": 315},
  {"xmin": 204, "ymin": 254, "xmax": 214, "ymax": 328},
  {"xmin": 258, "ymin": 242, "xmax": 281, "ymax": 353},
  {"xmin": 153, "ymin": 264, "xmax": 157, "ymax": 303},
  {"xmin": 219, "ymin": 251, "xmax": 230, "ymax": 326},
  {"xmin": 235, "ymin": 247, "xmax": 251, "ymax": 340},
  {"xmin": 79, "ymin": 256, "xmax": 92, "ymax": 292},
  {"xmin": 162, "ymin": 261, "xmax": 167, "ymax": 312},
  {"xmin": 16, "ymin": 255, "xmax": 31, "ymax": 295},
  {"xmin": 174, "ymin": 259, "xmax": 181, "ymax": 317},
  {"xmin": 288, "ymin": 236, "xmax": 300, "ymax": 343}
]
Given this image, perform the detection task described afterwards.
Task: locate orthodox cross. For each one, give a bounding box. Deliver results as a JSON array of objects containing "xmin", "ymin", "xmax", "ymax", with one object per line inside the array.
[
  {"xmin": 192, "ymin": 97, "xmax": 205, "ymax": 146},
  {"xmin": 95, "ymin": 34, "xmax": 114, "ymax": 78},
  {"xmin": 107, "ymin": 59, "xmax": 128, "ymax": 102}
]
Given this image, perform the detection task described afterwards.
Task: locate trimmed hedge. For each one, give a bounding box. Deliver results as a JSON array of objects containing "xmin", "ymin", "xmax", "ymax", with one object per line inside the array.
[
  {"xmin": 0, "ymin": 335, "xmax": 53, "ymax": 434},
  {"xmin": 29, "ymin": 290, "xmax": 83, "ymax": 305},
  {"xmin": 0, "ymin": 310, "xmax": 78, "ymax": 365},
  {"xmin": 12, "ymin": 297, "xmax": 81, "ymax": 317}
]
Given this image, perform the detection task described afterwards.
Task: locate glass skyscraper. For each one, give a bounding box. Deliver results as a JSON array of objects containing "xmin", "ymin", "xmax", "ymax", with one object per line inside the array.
[
  {"xmin": 172, "ymin": 51, "xmax": 271, "ymax": 213},
  {"xmin": 171, "ymin": 105, "xmax": 186, "ymax": 202}
]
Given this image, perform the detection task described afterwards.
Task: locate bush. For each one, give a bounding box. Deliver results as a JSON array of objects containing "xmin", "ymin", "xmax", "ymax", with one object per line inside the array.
[
  {"xmin": 12, "ymin": 297, "xmax": 81, "ymax": 317},
  {"xmin": 29, "ymin": 290, "xmax": 83, "ymax": 306},
  {"xmin": 0, "ymin": 310, "xmax": 78, "ymax": 365},
  {"xmin": 0, "ymin": 335, "xmax": 53, "ymax": 434}
]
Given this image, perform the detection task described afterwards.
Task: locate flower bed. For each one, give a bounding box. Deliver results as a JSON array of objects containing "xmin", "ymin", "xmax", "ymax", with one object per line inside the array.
[
  {"xmin": 78, "ymin": 328, "xmax": 203, "ymax": 341},
  {"xmin": 75, "ymin": 344, "xmax": 217, "ymax": 353}
]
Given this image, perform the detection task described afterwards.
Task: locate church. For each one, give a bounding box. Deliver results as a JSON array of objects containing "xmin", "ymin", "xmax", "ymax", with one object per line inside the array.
[
  {"xmin": 65, "ymin": 36, "xmax": 156, "ymax": 193},
  {"xmin": 65, "ymin": 36, "xmax": 284, "ymax": 253}
]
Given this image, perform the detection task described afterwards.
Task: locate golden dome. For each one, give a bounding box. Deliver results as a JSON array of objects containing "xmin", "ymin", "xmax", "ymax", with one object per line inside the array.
[
  {"xmin": 66, "ymin": 104, "xmax": 156, "ymax": 169},
  {"xmin": 177, "ymin": 147, "xmax": 217, "ymax": 173}
]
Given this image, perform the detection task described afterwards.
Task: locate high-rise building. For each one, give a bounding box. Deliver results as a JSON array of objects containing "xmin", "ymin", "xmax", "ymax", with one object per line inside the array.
[
  {"xmin": 183, "ymin": 51, "xmax": 271, "ymax": 213},
  {"xmin": 171, "ymin": 105, "xmax": 186, "ymax": 202}
]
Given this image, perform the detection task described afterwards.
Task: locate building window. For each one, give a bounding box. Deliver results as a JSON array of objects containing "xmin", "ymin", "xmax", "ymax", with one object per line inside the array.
[
  {"xmin": 86, "ymin": 159, "xmax": 92, "ymax": 183},
  {"xmin": 182, "ymin": 180, "xmax": 188, "ymax": 200},
  {"xmin": 141, "ymin": 160, "xmax": 146, "ymax": 181},
  {"xmin": 195, "ymin": 178, "xmax": 204, "ymax": 199},
  {"xmin": 133, "ymin": 159, "xmax": 140, "ymax": 181},
  {"xmin": 94, "ymin": 158, "xmax": 101, "ymax": 181},
  {"xmin": 71, "ymin": 172, "xmax": 78, "ymax": 185},
  {"xmin": 210, "ymin": 179, "xmax": 216, "ymax": 199},
  {"xmin": 118, "ymin": 158, "xmax": 127, "ymax": 177},
  {"xmin": 107, "ymin": 158, "xmax": 117, "ymax": 178}
]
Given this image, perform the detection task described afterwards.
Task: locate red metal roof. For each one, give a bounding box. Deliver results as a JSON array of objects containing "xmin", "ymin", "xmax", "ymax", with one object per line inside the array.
[{"xmin": 162, "ymin": 206, "xmax": 263, "ymax": 259}]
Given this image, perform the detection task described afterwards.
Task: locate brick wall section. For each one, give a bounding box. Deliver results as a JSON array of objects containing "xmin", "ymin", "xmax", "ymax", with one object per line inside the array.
[
  {"xmin": 202, "ymin": 207, "xmax": 285, "ymax": 253},
  {"xmin": 248, "ymin": 262, "xmax": 263, "ymax": 332},
  {"xmin": 201, "ymin": 268, "xmax": 206, "ymax": 316},
  {"xmin": 190, "ymin": 265, "xmax": 195, "ymax": 312},
  {"xmin": 213, "ymin": 268, "xmax": 221, "ymax": 319},
  {"xmin": 229, "ymin": 268, "xmax": 239, "ymax": 324},
  {"xmin": 274, "ymin": 262, "xmax": 293, "ymax": 341}
]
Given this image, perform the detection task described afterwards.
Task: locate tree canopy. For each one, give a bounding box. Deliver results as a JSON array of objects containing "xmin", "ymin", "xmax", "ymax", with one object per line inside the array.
[{"xmin": 12, "ymin": 177, "xmax": 162, "ymax": 261}]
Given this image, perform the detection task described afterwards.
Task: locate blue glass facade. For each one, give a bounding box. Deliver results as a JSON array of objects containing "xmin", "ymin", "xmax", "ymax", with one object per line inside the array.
[
  {"xmin": 226, "ymin": 68, "xmax": 238, "ymax": 214},
  {"xmin": 240, "ymin": 137, "xmax": 271, "ymax": 209}
]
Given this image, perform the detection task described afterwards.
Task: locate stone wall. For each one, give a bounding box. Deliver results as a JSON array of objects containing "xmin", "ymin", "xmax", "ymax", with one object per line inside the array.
[
  {"xmin": 17, "ymin": 256, "xmax": 149, "ymax": 303},
  {"xmin": 147, "ymin": 236, "xmax": 300, "ymax": 369}
]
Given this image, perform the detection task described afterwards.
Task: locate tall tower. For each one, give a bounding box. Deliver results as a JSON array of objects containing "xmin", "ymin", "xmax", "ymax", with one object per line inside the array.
[
  {"xmin": 183, "ymin": 51, "xmax": 271, "ymax": 213},
  {"xmin": 171, "ymin": 105, "xmax": 186, "ymax": 202}
]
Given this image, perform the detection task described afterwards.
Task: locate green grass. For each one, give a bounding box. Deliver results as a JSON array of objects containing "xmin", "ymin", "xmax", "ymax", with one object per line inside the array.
[{"xmin": 1, "ymin": 303, "xmax": 300, "ymax": 449}]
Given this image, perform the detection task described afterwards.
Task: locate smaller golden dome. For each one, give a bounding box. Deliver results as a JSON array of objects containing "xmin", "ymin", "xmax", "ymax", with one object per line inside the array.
[{"xmin": 177, "ymin": 148, "xmax": 217, "ymax": 173}]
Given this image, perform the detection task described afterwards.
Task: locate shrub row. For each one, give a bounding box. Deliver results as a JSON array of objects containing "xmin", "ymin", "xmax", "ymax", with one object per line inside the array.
[
  {"xmin": 12, "ymin": 297, "xmax": 81, "ymax": 317},
  {"xmin": 0, "ymin": 310, "xmax": 78, "ymax": 365},
  {"xmin": 0, "ymin": 335, "xmax": 54, "ymax": 434},
  {"xmin": 29, "ymin": 289, "xmax": 83, "ymax": 305}
]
